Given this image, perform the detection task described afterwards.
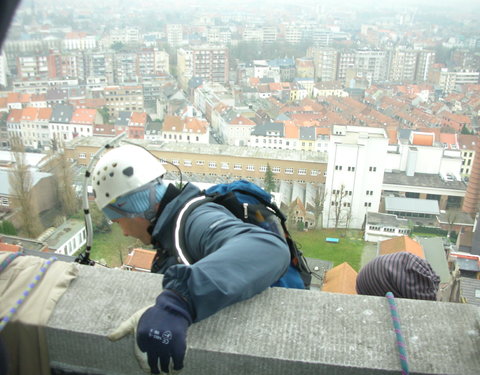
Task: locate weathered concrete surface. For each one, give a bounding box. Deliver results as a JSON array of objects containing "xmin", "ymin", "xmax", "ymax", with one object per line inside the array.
[{"xmin": 46, "ymin": 264, "xmax": 480, "ymax": 375}]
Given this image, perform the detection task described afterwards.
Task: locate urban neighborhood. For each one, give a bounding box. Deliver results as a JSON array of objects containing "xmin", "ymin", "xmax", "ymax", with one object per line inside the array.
[{"xmin": 0, "ymin": 1, "xmax": 479, "ymax": 374}]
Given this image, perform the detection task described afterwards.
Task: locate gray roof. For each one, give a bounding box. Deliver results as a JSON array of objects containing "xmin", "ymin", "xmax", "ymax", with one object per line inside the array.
[
  {"xmin": 67, "ymin": 136, "xmax": 329, "ymax": 164},
  {"xmin": 366, "ymin": 212, "xmax": 410, "ymax": 228},
  {"xmin": 383, "ymin": 171, "xmax": 467, "ymax": 191},
  {"xmin": 46, "ymin": 88, "xmax": 69, "ymax": 101},
  {"xmin": 51, "ymin": 104, "xmax": 74, "ymax": 123},
  {"xmin": 437, "ymin": 212, "xmax": 475, "ymax": 226},
  {"xmin": 460, "ymin": 277, "xmax": 480, "ymax": 306},
  {"xmin": 417, "ymin": 237, "xmax": 451, "ymax": 283},
  {"xmin": 251, "ymin": 122, "xmax": 284, "ymax": 137},
  {"xmin": 454, "ymin": 257, "xmax": 480, "ymax": 272},
  {"xmin": 275, "ymin": 113, "xmax": 291, "ymax": 121},
  {"xmin": 44, "ymin": 219, "xmax": 85, "ymax": 250},
  {"xmin": 0, "ymin": 151, "xmax": 47, "ymax": 168},
  {"xmin": 299, "ymin": 126, "xmax": 316, "ymax": 141},
  {"xmin": 397, "ymin": 129, "xmax": 412, "ymax": 140},
  {"xmin": 0, "ymin": 167, "xmax": 52, "ymax": 195},
  {"xmin": 115, "ymin": 111, "xmax": 131, "ymax": 126},
  {"xmin": 385, "ymin": 196, "xmax": 440, "ymax": 215}
]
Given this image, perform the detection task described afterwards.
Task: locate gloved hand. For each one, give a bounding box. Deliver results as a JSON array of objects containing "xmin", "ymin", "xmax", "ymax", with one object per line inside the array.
[{"xmin": 136, "ymin": 289, "xmax": 193, "ymax": 374}]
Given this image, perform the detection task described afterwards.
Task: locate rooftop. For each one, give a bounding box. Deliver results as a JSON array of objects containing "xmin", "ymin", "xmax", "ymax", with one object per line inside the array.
[
  {"xmin": 383, "ymin": 170, "xmax": 467, "ymax": 192},
  {"xmin": 66, "ymin": 136, "xmax": 328, "ymax": 164}
]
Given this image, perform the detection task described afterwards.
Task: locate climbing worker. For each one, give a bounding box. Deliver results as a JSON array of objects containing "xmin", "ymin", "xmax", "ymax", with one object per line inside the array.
[
  {"xmin": 356, "ymin": 252, "xmax": 440, "ymax": 300},
  {"xmin": 92, "ymin": 144, "xmax": 292, "ymax": 374}
]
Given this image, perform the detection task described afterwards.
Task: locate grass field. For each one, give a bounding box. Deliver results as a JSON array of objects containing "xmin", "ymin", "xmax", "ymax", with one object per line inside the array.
[
  {"xmin": 85, "ymin": 225, "xmax": 143, "ymax": 267},
  {"xmin": 292, "ymin": 228, "xmax": 364, "ymax": 271},
  {"xmin": 80, "ymin": 225, "xmax": 366, "ymax": 271}
]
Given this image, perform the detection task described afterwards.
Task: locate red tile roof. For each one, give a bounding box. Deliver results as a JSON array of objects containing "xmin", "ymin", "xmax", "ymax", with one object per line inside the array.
[
  {"xmin": 379, "ymin": 236, "xmax": 425, "ymax": 259},
  {"xmin": 185, "ymin": 117, "xmax": 208, "ymax": 133},
  {"xmin": 412, "ymin": 132, "xmax": 434, "ymax": 146},
  {"xmin": 130, "ymin": 111, "xmax": 147, "ymax": 125},
  {"xmin": 321, "ymin": 262, "xmax": 358, "ymax": 295},
  {"xmin": 0, "ymin": 243, "xmax": 21, "ymax": 252},
  {"xmin": 71, "ymin": 108, "xmax": 97, "ymax": 124},
  {"xmin": 7, "ymin": 109, "xmax": 23, "ymax": 123},
  {"xmin": 229, "ymin": 115, "xmax": 255, "ymax": 126},
  {"xmin": 123, "ymin": 248, "xmax": 155, "ymax": 271}
]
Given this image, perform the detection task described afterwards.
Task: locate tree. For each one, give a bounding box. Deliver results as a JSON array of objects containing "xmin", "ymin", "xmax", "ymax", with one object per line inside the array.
[
  {"xmin": 9, "ymin": 139, "xmax": 43, "ymax": 238},
  {"xmin": 445, "ymin": 208, "xmax": 460, "ymax": 238},
  {"xmin": 313, "ymin": 185, "xmax": 326, "ymax": 229},
  {"xmin": 332, "ymin": 184, "xmax": 349, "ymax": 229},
  {"xmin": 90, "ymin": 203, "xmax": 111, "ymax": 233},
  {"xmin": 0, "ymin": 220, "xmax": 17, "ymax": 235},
  {"xmin": 98, "ymin": 106, "xmax": 110, "ymax": 124},
  {"xmin": 111, "ymin": 41, "xmax": 125, "ymax": 52},
  {"xmin": 264, "ymin": 164, "xmax": 276, "ymax": 193},
  {"xmin": 45, "ymin": 150, "xmax": 79, "ymax": 218}
]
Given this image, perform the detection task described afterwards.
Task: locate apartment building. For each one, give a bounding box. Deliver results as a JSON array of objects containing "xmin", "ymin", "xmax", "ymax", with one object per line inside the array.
[
  {"xmin": 354, "ymin": 49, "xmax": 389, "ymax": 83},
  {"xmin": 336, "ymin": 50, "xmax": 355, "ymax": 82},
  {"xmin": 63, "ymin": 32, "xmax": 97, "ymax": 51},
  {"xmin": 458, "ymin": 134, "xmax": 478, "ymax": 177},
  {"xmin": 389, "ymin": 48, "xmax": 418, "ymax": 82},
  {"xmin": 103, "ymin": 85, "xmax": 144, "ymax": 118},
  {"xmin": 0, "ymin": 50, "xmax": 8, "ymax": 88},
  {"xmin": 16, "ymin": 55, "xmax": 49, "ymax": 80},
  {"xmin": 166, "ymin": 24, "xmax": 183, "ymax": 47},
  {"xmin": 136, "ymin": 48, "xmax": 169, "ymax": 77},
  {"xmin": 307, "ymin": 47, "xmax": 338, "ymax": 82},
  {"xmin": 177, "ymin": 45, "xmax": 229, "ymax": 90}
]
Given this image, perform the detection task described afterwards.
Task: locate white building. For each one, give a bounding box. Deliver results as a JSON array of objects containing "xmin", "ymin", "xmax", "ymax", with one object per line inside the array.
[
  {"xmin": 63, "ymin": 32, "xmax": 97, "ymax": 51},
  {"xmin": 323, "ymin": 125, "xmax": 388, "ymax": 229},
  {"xmin": 42, "ymin": 220, "xmax": 87, "ymax": 256},
  {"xmin": 0, "ymin": 50, "xmax": 8, "ymax": 88}
]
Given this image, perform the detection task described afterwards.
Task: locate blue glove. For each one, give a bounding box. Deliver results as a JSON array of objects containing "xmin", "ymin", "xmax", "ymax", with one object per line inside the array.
[{"xmin": 136, "ymin": 289, "xmax": 193, "ymax": 374}]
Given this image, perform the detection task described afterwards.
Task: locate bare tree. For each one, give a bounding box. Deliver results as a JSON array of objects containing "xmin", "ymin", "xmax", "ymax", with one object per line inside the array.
[
  {"xmin": 445, "ymin": 208, "xmax": 460, "ymax": 238},
  {"xmin": 9, "ymin": 139, "xmax": 43, "ymax": 238},
  {"xmin": 332, "ymin": 184, "xmax": 349, "ymax": 229},
  {"xmin": 313, "ymin": 185, "xmax": 326, "ymax": 229},
  {"xmin": 45, "ymin": 150, "xmax": 79, "ymax": 217}
]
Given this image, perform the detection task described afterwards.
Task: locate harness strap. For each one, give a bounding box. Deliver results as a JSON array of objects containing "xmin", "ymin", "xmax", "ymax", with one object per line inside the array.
[{"xmin": 173, "ymin": 195, "xmax": 210, "ymax": 265}]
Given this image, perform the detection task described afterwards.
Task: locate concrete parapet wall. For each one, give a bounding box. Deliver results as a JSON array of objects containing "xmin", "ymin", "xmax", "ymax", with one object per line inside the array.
[{"xmin": 46, "ymin": 264, "xmax": 480, "ymax": 375}]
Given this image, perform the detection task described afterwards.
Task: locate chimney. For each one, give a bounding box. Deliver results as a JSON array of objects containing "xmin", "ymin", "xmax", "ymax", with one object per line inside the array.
[
  {"xmin": 462, "ymin": 139, "xmax": 480, "ymax": 216},
  {"xmin": 406, "ymin": 146, "xmax": 417, "ymax": 177}
]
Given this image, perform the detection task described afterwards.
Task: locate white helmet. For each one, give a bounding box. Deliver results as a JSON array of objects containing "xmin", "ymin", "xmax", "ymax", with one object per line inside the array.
[{"xmin": 92, "ymin": 144, "xmax": 166, "ymax": 209}]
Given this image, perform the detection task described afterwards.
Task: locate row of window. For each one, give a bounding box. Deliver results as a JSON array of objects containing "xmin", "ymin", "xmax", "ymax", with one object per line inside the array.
[
  {"xmin": 166, "ymin": 159, "xmax": 319, "ymax": 176},
  {"xmin": 368, "ymin": 225, "xmax": 409, "ymax": 234},
  {"xmin": 334, "ymin": 165, "xmax": 377, "ymax": 172}
]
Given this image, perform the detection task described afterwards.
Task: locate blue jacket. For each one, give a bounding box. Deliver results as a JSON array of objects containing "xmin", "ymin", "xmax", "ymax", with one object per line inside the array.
[{"xmin": 151, "ymin": 183, "xmax": 290, "ymax": 322}]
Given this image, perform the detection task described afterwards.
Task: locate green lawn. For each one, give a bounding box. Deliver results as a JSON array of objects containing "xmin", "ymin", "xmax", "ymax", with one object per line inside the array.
[
  {"xmin": 83, "ymin": 225, "xmax": 144, "ymax": 267},
  {"xmin": 292, "ymin": 228, "xmax": 364, "ymax": 271},
  {"xmin": 78, "ymin": 225, "xmax": 365, "ymax": 271}
]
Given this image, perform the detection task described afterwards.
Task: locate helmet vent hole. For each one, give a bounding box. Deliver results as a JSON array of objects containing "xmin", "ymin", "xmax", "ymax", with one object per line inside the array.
[
  {"xmin": 113, "ymin": 163, "xmax": 117, "ymax": 167},
  {"xmin": 123, "ymin": 167, "xmax": 134, "ymax": 177},
  {"xmin": 109, "ymin": 172, "xmax": 114, "ymax": 177},
  {"xmin": 97, "ymin": 181, "xmax": 100, "ymax": 185},
  {"xmin": 105, "ymin": 193, "xmax": 110, "ymax": 198}
]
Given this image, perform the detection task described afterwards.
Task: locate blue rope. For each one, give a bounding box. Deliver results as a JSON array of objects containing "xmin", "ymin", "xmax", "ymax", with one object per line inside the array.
[
  {"xmin": 0, "ymin": 252, "xmax": 23, "ymax": 273},
  {"xmin": 0, "ymin": 256, "xmax": 57, "ymax": 332},
  {"xmin": 386, "ymin": 292, "xmax": 409, "ymax": 375}
]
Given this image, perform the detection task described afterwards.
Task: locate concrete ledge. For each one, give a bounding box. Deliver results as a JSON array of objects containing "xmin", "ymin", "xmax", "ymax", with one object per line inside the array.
[{"xmin": 46, "ymin": 264, "xmax": 480, "ymax": 375}]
